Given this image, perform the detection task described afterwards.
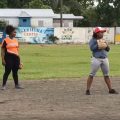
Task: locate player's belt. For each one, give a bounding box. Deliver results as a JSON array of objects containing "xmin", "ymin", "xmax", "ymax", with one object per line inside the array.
[
  {"xmin": 93, "ymin": 56, "xmax": 106, "ymax": 59},
  {"xmin": 97, "ymin": 56, "xmax": 106, "ymax": 59}
]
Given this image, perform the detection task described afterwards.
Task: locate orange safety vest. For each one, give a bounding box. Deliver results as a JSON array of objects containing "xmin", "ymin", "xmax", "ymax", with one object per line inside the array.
[{"xmin": 2, "ymin": 37, "xmax": 19, "ymax": 56}]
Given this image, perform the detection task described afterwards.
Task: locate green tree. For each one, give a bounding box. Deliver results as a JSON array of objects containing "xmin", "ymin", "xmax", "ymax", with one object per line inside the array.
[
  {"xmin": 112, "ymin": 0, "xmax": 120, "ymax": 26},
  {"xmin": 42, "ymin": 0, "xmax": 71, "ymax": 13},
  {"xmin": 0, "ymin": 0, "xmax": 7, "ymax": 8},
  {"xmin": 0, "ymin": 21, "xmax": 7, "ymax": 31},
  {"xmin": 42, "ymin": 0, "xmax": 59, "ymax": 11},
  {"xmin": 27, "ymin": 0, "xmax": 50, "ymax": 8},
  {"xmin": 7, "ymin": 0, "xmax": 21, "ymax": 8},
  {"xmin": 96, "ymin": 3, "xmax": 114, "ymax": 26}
]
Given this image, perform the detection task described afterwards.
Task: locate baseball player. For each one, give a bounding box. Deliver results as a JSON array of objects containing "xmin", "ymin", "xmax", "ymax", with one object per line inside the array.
[
  {"xmin": 86, "ymin": 27, "xmax": 118, "ymax": 95},
  {"xmin": 1, "ymin": 25, "xmax": 23, "ymax": 90}
]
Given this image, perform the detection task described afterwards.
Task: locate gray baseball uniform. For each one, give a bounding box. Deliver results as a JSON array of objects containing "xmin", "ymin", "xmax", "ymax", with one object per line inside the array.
[{"xmin": 89, "ymin": 38, "xmax": 110, "ymax": 77}]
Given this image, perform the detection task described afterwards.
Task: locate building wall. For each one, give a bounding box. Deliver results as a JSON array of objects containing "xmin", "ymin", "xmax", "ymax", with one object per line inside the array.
[
  {"xmin": 53, "ymin": 20, "xmax": 73, "ymax": 27},
  {"xmin": 54, "ymin": 27, "xmax": 115, "ymax": 44},
  {"xmin": 0, "ymin": 17, "xmax": 53, "ymax": 27},
  {"xmin": 0, "ymin": 17, "xmax": 19, "ymax": 27},
  {"xmin": 0, "ymin": 17, "xmax": 74, "ymax": 27},
  {"xmin": 31, "ymin": 18, "xmax": 53, "ymax": 27},
  {"xmin": 0, "ymin": 27, "xmax": 115, "ymax": 44}
]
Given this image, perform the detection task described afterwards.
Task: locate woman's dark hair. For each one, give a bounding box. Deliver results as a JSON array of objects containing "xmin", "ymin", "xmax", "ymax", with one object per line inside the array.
[
  {"xmin": 92, "ymin": 32, "xmax": 98, "ymax": 38},
  {"xmin": 5, "ymin": 25, "xmax": 15, "ymax": 35}
]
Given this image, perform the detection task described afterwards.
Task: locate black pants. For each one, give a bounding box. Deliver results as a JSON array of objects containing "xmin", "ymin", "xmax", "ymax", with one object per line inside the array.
[{"xmin": 2, "ymin": 53, "xmax": 20, "ymax": 86}]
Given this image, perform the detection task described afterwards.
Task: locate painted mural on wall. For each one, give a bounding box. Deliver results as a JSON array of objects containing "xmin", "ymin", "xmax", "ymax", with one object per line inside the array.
[
  {"xmin": 54, "ymin": 27, "xmax": 86, "ymax": 43},
  {"xmin": 16, "ymin": 27, "xmax": 54, "ymax": 43},
  {"xmin": 0, "ymin": 31, "xmax": 6, "ymax": 43},
  {"xmin": 0, "ymin": 27, "xmax": 116, "ymax": 44},
  {"xmin": 0, "ymin": 32, "xmax": 3, "ymax": 42}
]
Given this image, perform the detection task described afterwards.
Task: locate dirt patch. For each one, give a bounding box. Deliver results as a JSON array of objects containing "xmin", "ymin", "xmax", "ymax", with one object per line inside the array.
[{"xmin": 0, "ymin": 77, "xmax": 120, "ymax": 120}]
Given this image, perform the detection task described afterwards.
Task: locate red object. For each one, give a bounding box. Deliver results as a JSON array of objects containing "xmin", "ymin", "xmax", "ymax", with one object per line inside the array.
[{"xmin": 93, "ymin": 27, "xmax": 106, "ymax": 33}]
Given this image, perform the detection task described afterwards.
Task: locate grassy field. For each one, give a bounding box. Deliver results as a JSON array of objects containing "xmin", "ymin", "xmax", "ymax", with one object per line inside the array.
[{"xmin": 0, "ymin": 44, "xmax": 120, "ymax": 80}]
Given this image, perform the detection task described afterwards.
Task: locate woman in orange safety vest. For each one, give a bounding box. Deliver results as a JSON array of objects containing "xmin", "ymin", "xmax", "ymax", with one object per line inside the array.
[{"xmin": 1, "ymin": 25, "xmax": 23, "ymax": 90}]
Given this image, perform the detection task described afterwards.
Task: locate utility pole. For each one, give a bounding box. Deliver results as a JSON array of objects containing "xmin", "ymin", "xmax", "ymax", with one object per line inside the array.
[{"xmin": 60, "ymin": 0, "xmax": 63, "ymax": 27}]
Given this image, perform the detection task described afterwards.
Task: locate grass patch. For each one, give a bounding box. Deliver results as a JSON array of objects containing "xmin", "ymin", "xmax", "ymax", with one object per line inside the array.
[{"xmin": 0, "ymin": 44, "xmax": 120, "ymax": 80}]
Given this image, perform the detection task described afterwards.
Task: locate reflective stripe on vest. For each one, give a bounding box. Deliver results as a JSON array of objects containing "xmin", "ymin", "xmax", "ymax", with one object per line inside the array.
[{"xmin": 4, "ymin": 37, "xmax": 19, "ymax": 56}]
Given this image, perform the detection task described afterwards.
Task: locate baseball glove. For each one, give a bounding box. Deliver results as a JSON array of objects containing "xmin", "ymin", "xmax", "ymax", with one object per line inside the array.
[{"xmin": 97, "ymin": 39, "xmax": 107, "ymax": 49}]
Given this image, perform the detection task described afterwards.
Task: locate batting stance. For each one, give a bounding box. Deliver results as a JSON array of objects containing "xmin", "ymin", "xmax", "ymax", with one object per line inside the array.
[
  {"xmin": 1, "ymin": 25, "xmax": 23, "ymax": 90},
  {"xmin": 86, "ymin": 27, "xmax": 118, "ymax": 95}
]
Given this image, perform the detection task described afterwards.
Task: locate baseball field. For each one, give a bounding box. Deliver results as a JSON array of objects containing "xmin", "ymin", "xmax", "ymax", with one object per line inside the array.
[
  {"xmin": 0, "ymin": 44, "xmax": 119, "ymax": 80},
  {"xmin": 0, "ymin": 44, "xmax": 120, "ymax": 120}
]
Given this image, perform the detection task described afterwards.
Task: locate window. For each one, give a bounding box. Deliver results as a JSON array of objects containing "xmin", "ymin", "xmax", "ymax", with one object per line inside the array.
[
  {"xmin": 38, "ymin": 21, "xmax": 43, "ymax": 27},
  {"xmin": 23, "ymin": 19, "xmax": 27, "ymax": 22}
]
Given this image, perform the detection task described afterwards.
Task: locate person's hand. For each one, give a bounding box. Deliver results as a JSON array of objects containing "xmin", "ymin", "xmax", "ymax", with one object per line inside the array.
[
  {"xmin": 19, "ymin": 63, "xmax": 23, "ymax": 69},
  {"xmin": 2, "ymin": 59, "xmax": 6, "ymax": 66},
  {"xmin": 97, "ymin": 39, "xmax": 107, "ymax": 49}
]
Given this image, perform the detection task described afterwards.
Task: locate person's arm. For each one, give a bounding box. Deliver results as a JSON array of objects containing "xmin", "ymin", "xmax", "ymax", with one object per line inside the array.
[
  {"xmin": 105, "ymin": 45, "xmax": 110, "ymax": 51},
  {"xmin": 104, "ymin": 40, "xmax": 110, "ymax": 51},
  {"xmin": 89, "ymin": 39, "xmax": 98, "ymax": 52},
  {"xmin": 18, "ymin": 44, "xmax": 23, "ymax": 69},
  {"xmin": 1, "ymin": 41, "xmax": 6, "ymax": 66}
]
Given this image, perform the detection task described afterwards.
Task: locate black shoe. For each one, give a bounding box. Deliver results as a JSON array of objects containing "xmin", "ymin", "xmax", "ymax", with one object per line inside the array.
[
  {"xmin": 86, "ymin": 90, "xmax": 90, "ymax": 95},
  {"xmin": 15, "ymin": 85, "xmax": 24, "ymax": 89},
  {"xmin": 109, "ymin": 89, "xmax": 118, "ymax": 94}
]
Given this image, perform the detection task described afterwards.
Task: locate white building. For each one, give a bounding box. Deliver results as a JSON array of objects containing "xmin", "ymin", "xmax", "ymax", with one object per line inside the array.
[
  {"xmin": 0, "ymin": 9, "xmax": 83, "ymax": 27},
  {"xmin": 53, "ymin": 14, "xmax": 83, "ymax": 27}
]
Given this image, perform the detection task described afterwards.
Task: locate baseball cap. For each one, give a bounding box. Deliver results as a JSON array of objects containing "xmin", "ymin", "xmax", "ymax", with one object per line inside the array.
[{"xmin": 93, "ymin": 27, "xmax": 106, "ymax": 33}]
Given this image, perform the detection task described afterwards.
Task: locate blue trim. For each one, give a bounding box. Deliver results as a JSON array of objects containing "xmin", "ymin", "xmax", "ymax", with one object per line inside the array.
[{"xmin": 19, "ymin": 17, "xmax": 31, "ymax": 27}]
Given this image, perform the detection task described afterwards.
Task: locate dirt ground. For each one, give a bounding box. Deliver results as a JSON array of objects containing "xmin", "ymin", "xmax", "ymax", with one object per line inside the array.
[{"xmin": 0, "ymin": 77, "xmax": 120, "ymax": 120}]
